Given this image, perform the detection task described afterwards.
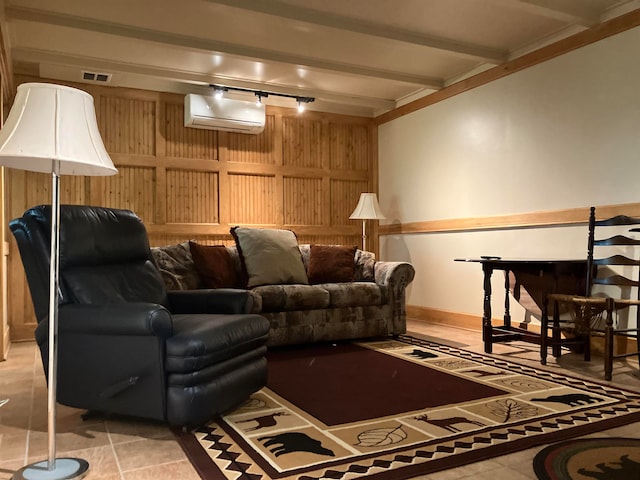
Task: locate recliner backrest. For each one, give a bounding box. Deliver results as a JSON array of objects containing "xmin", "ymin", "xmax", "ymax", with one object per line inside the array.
[{"xmin": 11, "ymin": 205, "xmax": 169, "ymax": 320}]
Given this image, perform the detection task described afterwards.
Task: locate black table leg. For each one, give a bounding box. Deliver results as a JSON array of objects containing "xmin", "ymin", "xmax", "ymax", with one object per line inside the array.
[{"xmin": 482, "ymin": 263, "xmax": 493, "ymax": 353}]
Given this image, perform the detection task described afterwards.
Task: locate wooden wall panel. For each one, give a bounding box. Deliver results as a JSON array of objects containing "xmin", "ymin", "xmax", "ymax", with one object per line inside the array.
[
  {"xmin": 330, "ymin": 179, "xmax": 369, "ymax": 226},
  {"xmin": 165, "ymin": 103, "xmax": 218, "ymax": 160},
  {"xmin": 19, "ymin": 172, "xmax": 86, "ymax": 209},
  {"xmin": 283, "ymin": 176, "xmax": 323, "ymax": 225},
  {"xmin": 297, "ymin": 235, "xmax": 359, "ymax": 246},
  {"xmin": 330, "ymin": 123, "xmax": 370, "ymax": 171},
  {"xmin": 228, "ymin": 174, "xmax": 276, "ymax": 224},
  {"xmin": 98, "ymin": 95, "xmax": 155, "ymax": 155},
  {"xmin": 166, "ymin": 169, "xmax": 219, "ymax": 223},
  {"xmin": 283, "ymin": 117, "xmax": 324, "ymax": 168},
  {"xmin": 93, "ymin": 166, "xmax": 156, "ymax": 223},
  {"xmin": 6, "ymin": 77, "xmax": 376, "ymax": 341},
  {"xmin": 227, "ymin": 115, "xmax": 277, "ymax": 164}
]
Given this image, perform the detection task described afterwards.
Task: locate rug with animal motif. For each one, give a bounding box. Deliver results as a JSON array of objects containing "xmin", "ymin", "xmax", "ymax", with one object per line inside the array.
[
  {"xmin": 533, "ymin": 437, "xmax": 640, "ymax": 479},
  {"xmin": 175, "ymin": 335, "xmax": 640, "ymax": 480}
]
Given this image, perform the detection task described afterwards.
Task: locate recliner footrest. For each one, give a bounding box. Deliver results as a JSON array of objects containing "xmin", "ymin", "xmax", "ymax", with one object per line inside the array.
[{"xmin": 166, "ymin": 313, "xmax": 270, "ymax": 372}]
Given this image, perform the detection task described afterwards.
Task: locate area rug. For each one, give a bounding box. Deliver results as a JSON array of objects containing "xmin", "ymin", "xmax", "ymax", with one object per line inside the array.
[
  {"xmin": 176, "ymin": 335, "xmax": 640, "ymax": 480},
  {"xmin": 533, "ymin": 438, "xmax": 640, "ymax": 479}
]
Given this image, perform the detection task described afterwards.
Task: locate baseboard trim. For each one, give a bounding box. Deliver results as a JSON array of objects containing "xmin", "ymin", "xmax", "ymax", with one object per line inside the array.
[
  {"xmin": 1, "ymin": 325, "xmax": 8, "ymax": 361},
  {"xmin": 407, "ymin": 305, "xmax": 482, "ymax": 332},
  {"xmin": 407, "ymin": 304, "xmax": 637, "ymax": 356}
]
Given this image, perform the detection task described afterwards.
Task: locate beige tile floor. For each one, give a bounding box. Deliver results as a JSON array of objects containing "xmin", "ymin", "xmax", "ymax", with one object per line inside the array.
[{"xmin": 0, "ymin": 319, "xmax": 638, "ymax": 479}]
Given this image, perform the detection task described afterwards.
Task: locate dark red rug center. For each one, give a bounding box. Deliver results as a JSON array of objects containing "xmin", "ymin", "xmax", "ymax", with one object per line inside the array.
[{"xmin": 266, "ymin": 342, "xmax": 507, "ymax": 425}]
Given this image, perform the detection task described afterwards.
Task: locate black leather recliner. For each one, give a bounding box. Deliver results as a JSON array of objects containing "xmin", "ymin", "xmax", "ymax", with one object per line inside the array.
[{"xmin": 10, "ymin": 205, "xmax": 270, "ymax": 427}]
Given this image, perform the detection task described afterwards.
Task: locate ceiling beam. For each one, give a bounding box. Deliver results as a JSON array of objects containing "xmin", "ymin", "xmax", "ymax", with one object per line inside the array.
[
  {"xmin": 204, "ymin": 0, "xmax": 506, "ymax": 64},
  {"xmin": 12, "ymin": 47, "xmax": 397, "ymax": 111},
  {"xmin": 497, "ymin": 0, "xmax": 601, "ymax": 26},
  {"xmin": 6, "ymin": 6, "xmax": 443, "ymax": 88}
]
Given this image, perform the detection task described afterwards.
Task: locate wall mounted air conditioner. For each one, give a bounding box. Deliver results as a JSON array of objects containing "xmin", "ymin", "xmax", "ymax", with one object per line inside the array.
[{"xmin": 184, "ymin": 94, "xmax": 265, "ymax": 134}]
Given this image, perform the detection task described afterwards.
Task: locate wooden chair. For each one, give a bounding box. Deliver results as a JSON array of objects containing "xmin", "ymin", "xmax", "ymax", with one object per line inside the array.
[{"xmin": 541, "ymin": 207, "xmax": 640, "ymax": 380}]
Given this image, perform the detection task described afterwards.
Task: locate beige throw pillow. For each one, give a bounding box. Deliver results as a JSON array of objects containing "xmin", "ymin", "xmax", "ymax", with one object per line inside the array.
[{"xmin": 231, "ymin": 227, "xmax": 309, "ymax": 288}]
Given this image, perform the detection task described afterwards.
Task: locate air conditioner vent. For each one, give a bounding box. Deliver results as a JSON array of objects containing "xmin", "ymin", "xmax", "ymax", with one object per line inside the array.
[
  {"xmin": 81, "ymin": 71, "xmax": 112, "ymax": 83},
  {"xmin": 184, "ymin": 94, "xmax": 265, "ymax": 134}
]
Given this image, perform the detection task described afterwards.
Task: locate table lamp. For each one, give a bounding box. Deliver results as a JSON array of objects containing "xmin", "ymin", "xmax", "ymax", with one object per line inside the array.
[
  {"xmin": 0, "ymin": 83, "xmax": 117, "ymax": 480},
  {"xmin": 349, "ymin": 192, "xmax": 385, "ymax": 251}
]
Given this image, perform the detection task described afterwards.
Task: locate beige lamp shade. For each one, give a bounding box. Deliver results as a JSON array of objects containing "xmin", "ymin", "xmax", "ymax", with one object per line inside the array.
[
  {"xmin": 0, "ymin": 82, "xmax": 117, "ymax": 175},
  {"xmin": 349, "ymin": 193, "xmax": 386, "ymax": 220}
]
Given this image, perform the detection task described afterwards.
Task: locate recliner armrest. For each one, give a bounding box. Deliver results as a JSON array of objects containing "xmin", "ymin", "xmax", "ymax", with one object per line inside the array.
[
  {"xmin": 167, "ymin": 288, "xmax": 253, "ymax": 314},
  {"xmin": 35, "ymin": 303, "xmax": 173, "ymax": 344}
]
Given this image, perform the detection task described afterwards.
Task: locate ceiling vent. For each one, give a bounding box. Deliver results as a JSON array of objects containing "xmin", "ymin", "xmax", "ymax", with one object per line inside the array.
[{"xmin": 81, "ymin": 70, "xmax": 112, "ymax": 83}]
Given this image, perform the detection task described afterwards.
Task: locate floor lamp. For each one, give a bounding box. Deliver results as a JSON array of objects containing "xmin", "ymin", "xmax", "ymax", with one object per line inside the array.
[
  {"xmin": 0, "ymin": 83, "xmax": 117, "ymax": 480},
  {"xmin": 349, "ymin": 193, "xmax": 385, "ymax": 252}
]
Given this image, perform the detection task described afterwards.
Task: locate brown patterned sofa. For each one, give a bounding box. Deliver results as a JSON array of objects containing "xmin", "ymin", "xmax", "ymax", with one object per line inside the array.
[{"xmin": 151, "ymin": 239, "xmax": 415, "ymax": 347}]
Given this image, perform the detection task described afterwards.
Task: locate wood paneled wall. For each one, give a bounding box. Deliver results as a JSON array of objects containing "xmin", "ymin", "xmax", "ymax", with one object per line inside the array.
[{"xmin": 7, "ymin": 77, "xmax": 376, "ymax": 342}]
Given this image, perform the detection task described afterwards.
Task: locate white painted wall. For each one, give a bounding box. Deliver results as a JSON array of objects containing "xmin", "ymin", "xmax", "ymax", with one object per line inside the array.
[{"xmin": 378, "ymin": 26, "xmax": 640, "ymax": 327}]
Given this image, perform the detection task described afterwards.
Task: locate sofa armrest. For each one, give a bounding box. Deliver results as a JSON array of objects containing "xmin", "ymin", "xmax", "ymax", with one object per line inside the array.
[
  {"xmin": 375, "ymin": 261, "xmax": 415, "ymax": 288},
  {"xmin": 374, "ymin": 261, "xmax": 415, "ymax": 335},
  {"xmin": 34, "ymin": 303, "xmax": 174, "ymax": 343},
  {"xmin": 167, "ymin": 288, "xmax": 254, "ymax": 314}
]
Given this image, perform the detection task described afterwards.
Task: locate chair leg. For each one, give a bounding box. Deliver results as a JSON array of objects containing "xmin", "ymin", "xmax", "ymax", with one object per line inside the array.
[
  {"xmin": 636, "ymin": 332, "xmax": 640, "ymax": 372},
  {"xmin": 540, "ymin": 294, "xmax": 549, "ymax": 365},
  {"xmin": 552, "ymin": 300, "xmax": 562, "ymax": 358},
  {"xmin": 604, "ymin": 300, "xmax": 614, "ymax": 381}
]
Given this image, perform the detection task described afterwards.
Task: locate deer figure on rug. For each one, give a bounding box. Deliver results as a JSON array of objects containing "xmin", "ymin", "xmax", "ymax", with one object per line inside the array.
[
  {"xmin": 236, "ymin": 412, "xmax": 290, "ymax": 432},
  {"xmin": 413, "ymin": 414, "xmax": 485, "ymax": 433}
]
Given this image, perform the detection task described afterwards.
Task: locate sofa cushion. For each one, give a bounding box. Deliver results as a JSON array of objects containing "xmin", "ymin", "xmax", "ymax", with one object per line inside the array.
[
  {"xmin": 231, "ymin": 227, "xmax": 308, "ymax": 288},
  {"xmin": 150, "ymin": 242, "xmax": 200, "ymax": 290},
  {"xmin": 189, "ymin": 241, "xmax": 239, "ymax": 289},
  {"xmin": 319, "ymin": 282, "xmax": 387, "ymax": 308},
  {"xmin": 307, "ymin": 244, "xmax": 357, "ymax": 284},
  {"xmin": 252, "ymin": 284, "xmax": 330, "ymax": 312}
]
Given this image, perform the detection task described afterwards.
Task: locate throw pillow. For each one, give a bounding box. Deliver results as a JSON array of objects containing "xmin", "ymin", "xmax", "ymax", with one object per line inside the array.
[
  {"xmin": 231, "ymin": 227, "xmax": 308, "ymax": 288},
  {"xmin": 150, "ymin": 242, "xmax": 200, "ymax": 290},
  {"xmin": 308, "ymin": 244, "xmax": 357, "ymax": 284},
  {"xmin": 188, "ymin": 241, "xmax": 238, "ymax": 289},
  {"xmin": 355, "ymin": 249, "xmax": 376, "ymax": 281}
]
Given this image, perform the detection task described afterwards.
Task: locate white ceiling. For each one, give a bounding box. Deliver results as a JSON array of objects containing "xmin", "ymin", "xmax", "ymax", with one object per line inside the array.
[{"xmin": 4, "ymin": 0, "xmax": 640, "ymax": 117}]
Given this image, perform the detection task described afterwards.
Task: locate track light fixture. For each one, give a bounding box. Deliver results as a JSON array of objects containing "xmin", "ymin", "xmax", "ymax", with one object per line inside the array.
[
  {"xmin": 210, "ymin": 84, "xmax": 315, "ymax": 112},
  {"xmin": 255, "ymin": 92, "xmax": 267, "ymax": 105},
  {"xmin": 213, "ymin": 86, "xmax": 226, "ymax": 99}
]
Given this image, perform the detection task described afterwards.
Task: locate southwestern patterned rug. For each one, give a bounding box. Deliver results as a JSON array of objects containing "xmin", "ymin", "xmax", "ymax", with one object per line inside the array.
[
  {"xmin": 176, "ymin": 335, "xmax": 640, "ymax": 480},
  {"xmin": 533, "ymin": 438, "xmax": 640, "ymax": 479}
]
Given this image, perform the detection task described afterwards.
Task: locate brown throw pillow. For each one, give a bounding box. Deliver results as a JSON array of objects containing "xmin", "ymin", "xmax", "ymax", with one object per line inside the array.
[
  {"xmin": 308, "ymin": 244, "xmax": 357, "ymax": 284},
  {"xmin": 188, "ymin": 241, "xmax": 238, "ymax": 289}
]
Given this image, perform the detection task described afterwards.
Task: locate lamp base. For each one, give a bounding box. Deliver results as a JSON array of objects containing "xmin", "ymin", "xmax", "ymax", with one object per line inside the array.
[{"xmin": 12, "ymin": 458, "xmax": 89, "ymax": 480}]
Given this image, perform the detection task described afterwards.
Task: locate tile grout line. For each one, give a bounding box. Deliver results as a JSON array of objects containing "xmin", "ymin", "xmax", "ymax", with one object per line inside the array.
[
  {"xmin": 105, "ymin": 421, "xmax": 126, "ymax": 480},
  {"xmin": 22, "ymin": 347, "xmax": 40, "ymax": 465}
]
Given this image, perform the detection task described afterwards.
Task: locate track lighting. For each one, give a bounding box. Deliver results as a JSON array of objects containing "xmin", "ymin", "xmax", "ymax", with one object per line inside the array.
[
  {"xmin": 296, "ymin": 97, "xmax": 314, "ymax": 113},
  {"xmin": 213, "ymin": 86, "xmax": 226, "ymax": 99},
  {"xmin": 255, "ymin": 92, "xmax": 267, "ymax": 106},
  {"xmin": 210, "ymin": 84, "xmax": 314, "ymax": 112}
]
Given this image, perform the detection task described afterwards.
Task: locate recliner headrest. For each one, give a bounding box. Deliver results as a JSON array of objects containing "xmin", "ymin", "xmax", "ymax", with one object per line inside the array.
[{"xmin": 25, "ymin": 205, "xmax": 152, "ymax": 267}]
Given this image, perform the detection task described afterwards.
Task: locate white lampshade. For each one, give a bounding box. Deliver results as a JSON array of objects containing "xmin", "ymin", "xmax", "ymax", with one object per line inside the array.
[
  {"xmin": 0, "ymin": 83, "xmax": 117, "ymax": 175},
  {"xmin": 349, "ymin": 193, "xmax": 386, "ymax": 220}
]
